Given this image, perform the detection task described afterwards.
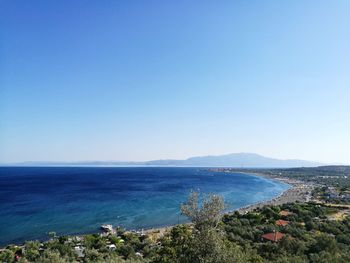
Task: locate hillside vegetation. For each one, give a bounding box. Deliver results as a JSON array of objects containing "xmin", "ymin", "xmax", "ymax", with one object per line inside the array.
[{"xmin": 2, "ymin": 190, "xmax": 350, "ymax": 263}]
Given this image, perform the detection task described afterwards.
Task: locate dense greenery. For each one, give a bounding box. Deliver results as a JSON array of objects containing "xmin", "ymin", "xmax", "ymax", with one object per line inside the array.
[{"xmin": 2, "ymin": 191, "xmax": 350, "ymax": 262}]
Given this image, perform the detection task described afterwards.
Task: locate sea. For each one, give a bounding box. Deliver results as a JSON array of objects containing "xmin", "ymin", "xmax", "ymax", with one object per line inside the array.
[{"xmin": 0, "ymin": 166, "xmax": 290, "ymax": 246}]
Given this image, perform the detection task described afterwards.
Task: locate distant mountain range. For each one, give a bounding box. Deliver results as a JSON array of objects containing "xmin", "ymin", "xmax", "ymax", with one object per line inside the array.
[{"xmin": 3, "ymin": 153, "xmax": 324, "ymax": 168}]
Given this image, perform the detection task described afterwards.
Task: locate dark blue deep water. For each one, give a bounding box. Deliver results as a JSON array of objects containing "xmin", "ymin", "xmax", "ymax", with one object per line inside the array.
[{"xmin": 0, "ymin": 167, "xmax": 289, "ymax": 245}]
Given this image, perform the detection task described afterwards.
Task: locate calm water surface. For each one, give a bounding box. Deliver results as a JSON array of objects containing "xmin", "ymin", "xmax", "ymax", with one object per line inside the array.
[{"xmin": 0, "ymin": 167, "xmax": 289, "ymax": 245}]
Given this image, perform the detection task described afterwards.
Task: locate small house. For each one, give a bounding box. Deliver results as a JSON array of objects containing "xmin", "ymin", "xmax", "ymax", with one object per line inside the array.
[
  {"xmin": 261, "ymin": 232, "xmax": 285, "ymax": 242},
  {"xmin": 275, "ymin": 219, "xmax": 289, "ymax": 226},
  {"xmin": 279, "ymin": 211, "xmax": 292, "ymax": 217}
]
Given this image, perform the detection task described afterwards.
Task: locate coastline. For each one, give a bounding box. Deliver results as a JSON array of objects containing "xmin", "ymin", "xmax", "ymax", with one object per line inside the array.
[
  {"xmin": 236, "ymin": 175, "xmax": 313, "ymax": 213},
  {"xmin": 1, "ymin": 170, "xmax": 313, "ymax": 247},
  {"xmin": 144, "ymin": 171, "xmax": 314, "ymax": 238}
]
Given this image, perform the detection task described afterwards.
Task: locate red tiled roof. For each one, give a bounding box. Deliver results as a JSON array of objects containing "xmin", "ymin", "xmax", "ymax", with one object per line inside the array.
[
  {"xmin": 279, "ymin": 211, "xmax": 292, "ymax": 216},
  {"xmin": 276, "ymin": 219, "xmax": 289, "ymax": 226},
  {"xmin": 261, "ymin": 232, "xmax": 285, "ymax": 242}
]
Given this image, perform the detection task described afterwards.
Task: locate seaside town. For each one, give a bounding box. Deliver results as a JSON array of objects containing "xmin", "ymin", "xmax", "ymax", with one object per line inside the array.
[
  {"xmin": 2, "ymin": 0, "xmax": 350, "ymax": 262},
  {"xmin": 2, "ymin": 166, "xmax": 350, "ymax": 262}
]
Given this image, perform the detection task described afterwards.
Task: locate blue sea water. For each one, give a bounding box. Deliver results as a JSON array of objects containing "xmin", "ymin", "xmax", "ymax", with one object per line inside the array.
[{"xmin": 0, "ymin": 167, "xmax": 290, "ymax": 246}]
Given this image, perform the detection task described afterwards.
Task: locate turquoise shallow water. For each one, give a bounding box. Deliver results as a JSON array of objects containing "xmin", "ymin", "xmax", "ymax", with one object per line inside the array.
[{"xmin": 0, "ymin": 167, "xmax": 290, "ymax": 245}]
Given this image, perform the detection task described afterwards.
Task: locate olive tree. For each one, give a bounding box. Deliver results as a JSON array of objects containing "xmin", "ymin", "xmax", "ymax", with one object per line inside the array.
[
  {"xmin": 180, "ymin": 191, "xmax": 225, "ymax": 231},
  {"xmin": 179, "ymin": 191, "xmax": 245, "ymax": 263}
]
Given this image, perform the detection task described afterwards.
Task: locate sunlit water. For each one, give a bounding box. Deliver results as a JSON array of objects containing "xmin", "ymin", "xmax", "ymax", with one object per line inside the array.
[{"xmin": 0, "ymin": 167, "xmax": 289, "ymax": 245}]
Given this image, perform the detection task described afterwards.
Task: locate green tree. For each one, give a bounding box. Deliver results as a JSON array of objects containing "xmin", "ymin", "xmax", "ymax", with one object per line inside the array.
[
  {"xmin": 0, "ymin": 249, "xmax": 14, "ymax": 263},
  {"xmin": 36, "ymin": 250, "xmax": 69, "ymax": 263},
  {"xmin": 84, "ymin": 248, "xmax": 104, "ymax": 262},
  {"xmin": 179, "ymin": 191, "xmax": 245, "ymax": 263},
  {"xmin": 24, "ymin": 241, "xmax": 41, "ymax": 262},
  {"xmin": 308, "ymin": 234, "xmax": 337, "ymax": 254},
  {"xmin": 181, "ymin": 191, "xmax": 225, "ymax": 231}
]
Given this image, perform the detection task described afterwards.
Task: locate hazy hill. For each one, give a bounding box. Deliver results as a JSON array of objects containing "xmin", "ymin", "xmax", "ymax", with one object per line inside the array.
[
  {"xmin": 5, "ymin": 153, "xmax": 323, "ymax": 168},
  {"xmin": 145, "ymin": 153, "xmax": 322, "ymax": 168}
]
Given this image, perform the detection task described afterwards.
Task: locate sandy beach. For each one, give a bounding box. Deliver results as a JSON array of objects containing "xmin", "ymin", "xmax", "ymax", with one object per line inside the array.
[
  {"xmin": 144, "ymin": 172, "xmax": 314, "ymax": 238},
  {"xmin": 236, "ymin": 175, "xmax": 314, "ymax": 213}
]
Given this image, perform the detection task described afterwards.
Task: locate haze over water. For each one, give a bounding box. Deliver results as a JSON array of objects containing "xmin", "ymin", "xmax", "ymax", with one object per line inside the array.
[{"xmin": 0, "ymin": 167, "xmax": 289, "ymax": 245}]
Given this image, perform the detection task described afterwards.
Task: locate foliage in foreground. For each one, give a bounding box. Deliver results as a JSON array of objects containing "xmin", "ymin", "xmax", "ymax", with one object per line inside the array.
[{"xmin": 2, "ymin": 192, "xmax": 350, "ymax": 262}]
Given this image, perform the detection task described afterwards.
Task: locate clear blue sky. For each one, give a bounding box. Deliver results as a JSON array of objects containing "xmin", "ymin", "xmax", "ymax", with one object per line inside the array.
[{"xmin": 1, "ymin": 0, "xmax": 350, "ymax": 164}]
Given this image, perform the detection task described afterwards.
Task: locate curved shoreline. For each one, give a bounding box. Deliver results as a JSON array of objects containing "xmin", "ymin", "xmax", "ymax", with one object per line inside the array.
[
  {"xmin": 144, "ymin": 172, "xmax": 311, "ymax": 237},
  {"xmin": 216, "ymin": 170, "xmax": 313, "ymax": 213},
  {"xmin": 1, "ymin": 170, "xmax": 311, "ymax": 247}
]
